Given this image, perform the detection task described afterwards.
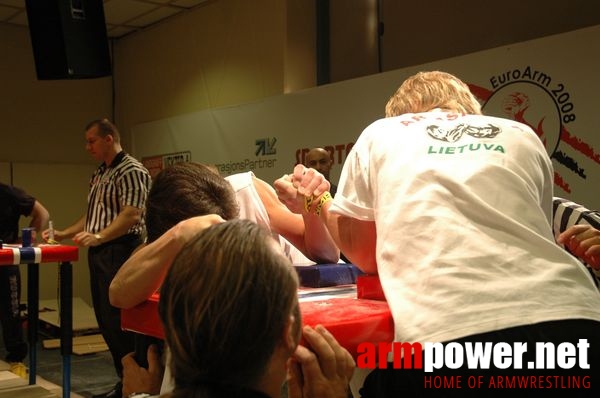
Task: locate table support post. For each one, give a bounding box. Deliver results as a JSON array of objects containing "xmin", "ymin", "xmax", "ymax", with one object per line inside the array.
[
  {"xmin": 27, "ymin": 262, "xmax": 39, "ymax": 385},
  {"xmin": 59, "ymin": 261, "xmax": 73, "ymax": 398}
]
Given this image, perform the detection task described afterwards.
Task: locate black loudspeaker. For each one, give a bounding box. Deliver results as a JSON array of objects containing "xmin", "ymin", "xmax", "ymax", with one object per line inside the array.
[{"xmin": 25, "ymin": 0, "xmax": 111, "ymax": 80}]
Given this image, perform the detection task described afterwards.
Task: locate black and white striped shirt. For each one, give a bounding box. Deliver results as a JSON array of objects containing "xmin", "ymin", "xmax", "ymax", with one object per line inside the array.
[
  {"xmin": 553, "ymin": 196, "xmax": 600, "ymax": 285},
  {"xmin": 86, "ymin": 151, "xmax": 151, "ymax": 237},
  {"xmin": 553, "ymin": 197, "xmax": 600, "ymax": 233}
]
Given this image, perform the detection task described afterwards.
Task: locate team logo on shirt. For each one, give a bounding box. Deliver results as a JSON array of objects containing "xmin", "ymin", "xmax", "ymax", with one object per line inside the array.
[
  {"xmin": 468, "ymin": 66, "xmax": 600, "ymax": 194},
  {"xmin": 427, "ymin": 123, "xmax": 501, "ymax": 143}
]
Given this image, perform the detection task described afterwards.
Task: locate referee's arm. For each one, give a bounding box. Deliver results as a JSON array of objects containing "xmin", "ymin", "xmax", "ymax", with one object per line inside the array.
[
  {"xmin": 94, "ymin": 205, "xmax": 143, "ymax": 243},
  {"xmin": 553, "ymin": 197, "xmax": 600, "ymax": 283}
]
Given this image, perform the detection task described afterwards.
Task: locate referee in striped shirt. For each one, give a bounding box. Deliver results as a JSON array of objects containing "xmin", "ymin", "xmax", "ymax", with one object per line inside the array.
[
  {"xmin": 554, "ymin": 196, "xmax": 600, "ymax": 287},
  {"xmin": 45, "ymin": 119, "xmax": 151, "ymax": 398}
]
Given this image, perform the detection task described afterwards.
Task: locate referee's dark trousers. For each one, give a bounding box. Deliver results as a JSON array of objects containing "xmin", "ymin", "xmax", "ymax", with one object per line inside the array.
[{"xmin": 88, "ymin": 234, "xmax": 141, "ymax": 377}]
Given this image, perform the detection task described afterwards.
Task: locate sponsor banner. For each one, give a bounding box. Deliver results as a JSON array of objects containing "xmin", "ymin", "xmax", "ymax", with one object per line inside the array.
[
  {"xmin": 142, "ymin": 151, "xmax": 191, "ymax": 178},
  {"xmin": 132, "ymin": 26, "xmax": 599, "ymax": 209},
  {"xmin": 469, "ymin": 66, "xmax": 598, "ymax": 196}
]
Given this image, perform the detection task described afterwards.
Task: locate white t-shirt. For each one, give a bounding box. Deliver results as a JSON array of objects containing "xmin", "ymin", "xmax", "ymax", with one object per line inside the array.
[
  {"xmin": 226, "ymin": 171, "xmax": 312, "ymax": 264},
  {"xmin": 330, "ymin": 110, "xmax": 600, "ymax": 344},
  {"xmin": 160, "ymin": 171, "xmax": 311, "ymax": 394}
]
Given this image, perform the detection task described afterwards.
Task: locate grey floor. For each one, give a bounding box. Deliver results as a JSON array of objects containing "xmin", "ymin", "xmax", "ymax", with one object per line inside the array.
[{"xmin": 1, "ymin": 329, "xmax": 119, "ymax": 398}]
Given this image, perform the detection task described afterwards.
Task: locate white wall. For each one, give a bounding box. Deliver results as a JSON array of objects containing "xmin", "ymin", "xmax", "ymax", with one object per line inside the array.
[
  {"xmin": 0, "ymin": 23, "xmax": 110, "ymax": 306},
  {"xmin": 0, "ymin": 24, "xmax": 113, "ymax": 164},
  {"xmin": 131, "ymin": 25, "xmax": 600, "ymax": 211},
  {"xmin": 4, "ymin": 162, "xmax": 97, "ymax": 304}
]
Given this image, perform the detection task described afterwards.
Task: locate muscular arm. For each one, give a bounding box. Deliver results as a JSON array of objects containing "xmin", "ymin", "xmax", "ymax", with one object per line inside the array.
[
  {"xmin": 109, "ymin": 214, "xmax": 224, "ymax": 309},
  {"xmin": 254, "ymin": 177, "xmax": 339, "ymax": 264},
  {"xmin": 109, "ymin": 235, "xmax": 178, "ymax": 309},
  {"xmin": 28, "ymin": 200, "xmax": 50, "ymax": 232},
  {"xmin": 320, "ymin": 202, "xmax": 378, "ymax": 274},
  {"xmin": 277, "ymin": 164, "xmax": 377, "ymax": 273}
]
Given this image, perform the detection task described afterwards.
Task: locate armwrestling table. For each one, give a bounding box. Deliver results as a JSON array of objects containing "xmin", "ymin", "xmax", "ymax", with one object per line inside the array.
[
  {"xmin": 121, "ymin": 267, "xmax": 393, "ymax": 359},
  {"xmin": 0, "ymin": 244, "xmax": 78, "ymax": 398}
]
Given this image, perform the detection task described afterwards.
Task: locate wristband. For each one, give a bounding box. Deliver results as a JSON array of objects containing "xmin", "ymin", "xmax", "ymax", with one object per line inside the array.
[
  {"xmin": 304, "ymin": 195, "xmax": 314, "ymax": 213},
  {"xmin": 314, "ymin": 191, "xmax": 333, "ymax": 216}
]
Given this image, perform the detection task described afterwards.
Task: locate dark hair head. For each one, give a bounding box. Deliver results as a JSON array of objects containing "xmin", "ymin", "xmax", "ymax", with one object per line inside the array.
[
  {"xmin": 85, "ymin": 118, "xmax": 121, "ymax": 143},
  {"xmin": 145, "ymin": 162, "xmax": 239, "ymax": 242},
  {"xmin": 159, "ymin": 219, "xmax": 299, "ymax": 395}
]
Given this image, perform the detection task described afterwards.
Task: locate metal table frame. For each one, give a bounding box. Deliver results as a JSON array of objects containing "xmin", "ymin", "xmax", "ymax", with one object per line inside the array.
[{"xmin": 0, "ymin": 244, "xmax": 78, "ymax": 398}]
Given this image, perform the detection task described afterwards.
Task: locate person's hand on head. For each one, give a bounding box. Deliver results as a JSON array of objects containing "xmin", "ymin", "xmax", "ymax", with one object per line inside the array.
[
  {"xmin": 121, "ymin": 344, "xmax": 164, "ymax": 397},
  {"xmin": 558, "ymin": 224, "xmax": 600, "ymax": 269},
  {"xmin": 287, "ymin": 325, "xmax": 355, "ymax": 398},
  {"xmin": 174, "ymin": 214, "xmax": 226, "ymax": 245}
]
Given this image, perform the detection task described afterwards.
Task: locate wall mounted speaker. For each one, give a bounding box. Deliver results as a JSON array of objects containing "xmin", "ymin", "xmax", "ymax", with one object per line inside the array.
[{"xmin": 25, "ymin": 0, "xmax": 112, "ymax": 80}]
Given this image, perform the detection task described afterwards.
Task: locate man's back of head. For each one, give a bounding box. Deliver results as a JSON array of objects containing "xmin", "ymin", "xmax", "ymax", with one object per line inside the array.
[{"xmin": 145, "ymin": 162, "xmax": 240, "ymax": 242}]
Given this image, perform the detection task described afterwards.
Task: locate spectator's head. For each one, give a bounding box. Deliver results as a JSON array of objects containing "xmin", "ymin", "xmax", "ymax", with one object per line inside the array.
[
  {"xmin": 385, "ymin": 71, "xmax": 482, "ymax": 117},
  {"xmin": 304, "ymin": 147, "xmax": 333, "ymax": 179},
  {"xmin": 145, "ymin": 162, "xmax": 239, "ymax": 242},
  {"xmin": 159, "ymin": 219, "xmax": 301, "ymax": 396}
]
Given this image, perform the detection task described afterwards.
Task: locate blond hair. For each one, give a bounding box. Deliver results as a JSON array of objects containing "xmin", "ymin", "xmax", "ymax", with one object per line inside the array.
[{"xmin": 385, "ymin": 71, "xmax": 482, "ymax": 117}]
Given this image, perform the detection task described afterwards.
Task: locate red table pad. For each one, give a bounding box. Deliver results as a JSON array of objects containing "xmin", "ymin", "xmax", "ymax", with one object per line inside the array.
[{"xmin": 122, "ymin": 294, "xmax": 394, "ymax": 359}]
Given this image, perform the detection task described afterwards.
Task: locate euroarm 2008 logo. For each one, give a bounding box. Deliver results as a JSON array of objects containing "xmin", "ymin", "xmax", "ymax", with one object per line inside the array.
[{"xmin": 468, "ymin": 66, "xmax": 600, "ymax": 194}]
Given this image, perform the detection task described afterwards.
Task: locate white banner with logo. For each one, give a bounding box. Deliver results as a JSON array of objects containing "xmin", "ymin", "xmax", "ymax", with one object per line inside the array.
[{"xmin": 132, "ymin": 25, "xmax": 599, "ymax": 210}]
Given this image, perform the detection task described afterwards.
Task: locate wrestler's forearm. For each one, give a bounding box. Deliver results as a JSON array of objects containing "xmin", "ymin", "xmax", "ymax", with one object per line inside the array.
[{"xmin": 109, "ymin": 228, "xmax": 184, "ymax": 309}]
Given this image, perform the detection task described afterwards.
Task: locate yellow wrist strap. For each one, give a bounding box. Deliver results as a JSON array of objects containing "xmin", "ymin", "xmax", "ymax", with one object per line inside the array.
[
  {"xmin": 304, "ymin": 194, "xmax": 314, "ymax": 213},
  {"xmin": 314, "ymin": 191, "xmax": 333, "ymax": 216}
]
